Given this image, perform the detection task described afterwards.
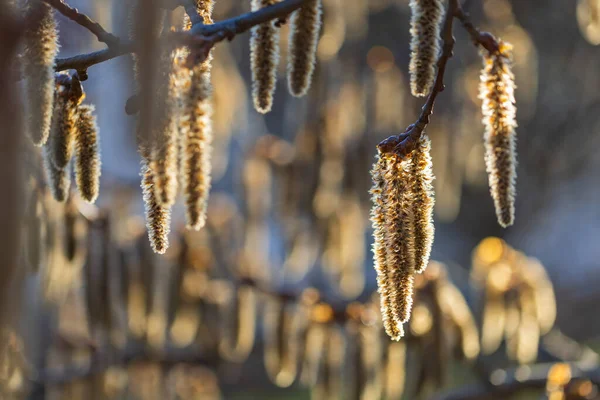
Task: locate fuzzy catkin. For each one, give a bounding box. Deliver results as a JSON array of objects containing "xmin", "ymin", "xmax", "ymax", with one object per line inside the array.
[
  {"xmin": 74, "ymin": 104, "xmax": 100, "ymax": 203},
  {"xmin": 383, "ymin": 154, "xmax": 416, "ymax": 325},
  {"xmin": 408, "ymin": 0, "xmax": 444, "ymax": 97},
  {"xmin": 479, "ymin": 41, "xmax": 517, "ymax": 228},
  {"xmin": 43, "ymin": 145, "xmax": 70, "ymax": 202},
  {"xmin": 411, "ymin": 135, "xmax": 435, "ymax": 273},
  {"xmin": 250, "ymin": 0, "xmax": 280, "ymax": 113},
  {"xmin": 23, "ymin": 0, "xmax": 58, "ymax": 146},
  {"xmin": 369, "ymin": 157, "xmax": 403, "ymax": 341},
  {"xmin": 287, "ymin": 0, "xmax": 322, "ymax": 97},
  {"xmin": 48, "ymin": 77, "xmax": 83, "ymax": 170},
  {"xmin": 141, "ymin": 160, "xmax": 171, "ymax": 254}
]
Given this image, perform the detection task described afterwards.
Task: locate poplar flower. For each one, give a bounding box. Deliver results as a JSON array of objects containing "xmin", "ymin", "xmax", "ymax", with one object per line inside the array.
[
  {"xmin": 411, "ymin": 135, "xmax": 435, "ymax": 273},
  {"xmin": 141, "ymin": 160, "xmax": 171, "ymax": 254},
  {"xmin": 74, "ymin": 104, "xmax": 101, "ymax": 204}
]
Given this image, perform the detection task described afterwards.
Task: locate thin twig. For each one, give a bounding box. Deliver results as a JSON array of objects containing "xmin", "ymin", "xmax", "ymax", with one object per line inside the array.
[{"xmin": 42, "ymin": 0, "xmax": 119, "ymax": 46}]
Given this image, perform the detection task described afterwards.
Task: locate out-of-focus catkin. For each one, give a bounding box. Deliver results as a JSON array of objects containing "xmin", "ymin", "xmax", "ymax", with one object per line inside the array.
[
  {"xmin": 141, "ymin": 160, "xmax": 171, "ymax": 254},
  {"xmin": 408, "ymin": 0, "xmax": 444, "ymax": 97},
  {"xmin": 74, "ymin": 104, "xmax": 100, "ymax": 203},
  {"xmin": 43, "ymin": 141, "xmax": 70, "ymax": 202},
  {"xmin": 23, "ymin": 0, "xmax": 58, "ymax": 146},
  {"xmin": 287, "ymin": 0, "xmax": 322, "ymax": 97},
  {"xmin": 479, "ymin": 41, "xmax": 517, "ymax": 228},
  {"xmin": 250, "ymin": 0, "xmax": 280, "ymax": 113},
  {"xmin": 411, "ymin": 135, "xmax": 435, "ymax": 273}
]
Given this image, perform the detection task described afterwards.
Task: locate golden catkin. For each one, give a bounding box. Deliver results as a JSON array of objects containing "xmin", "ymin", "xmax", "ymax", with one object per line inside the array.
[
  {"xmin": 22, "ymin": 0, "xmax": 58, "ymax": 146},
  {"xmin": 369, "ymin": 157, "xmax": 403, "ymax": 340},
  {"xmin": 141, "ymin": 160, "xmax": 171, "ymax": 254},
  {"xmin": 383, "ymin": 154, "xmax": 417, "ymax": 325},
  {"xmin": 408, "ymin": 0, "xmax": 444, "ymax": 97},
  {"xmin": 411, "ymin": 135, "xmax": 435, "ymax": 273},
  {"xmin": 43, "ymin": 143, "xmax": 71, "ymax": 202},
  {"xmin": 479, "ymin": 41, "xmax": 517, "ymax": 228},
  {"xmin": 48, "ymin": 76, "xmax": 84, "ymax": 170},
  {"xmin": 250, "ymin": 0, "xmax": 280, "ymax": 113},
  {"xmin": 287, "ymin": 0, "xmax": 322, "ymax": 97},
  {"xmin": 74, "ymin": 104, "xmax": 100, "ymax": 203}
]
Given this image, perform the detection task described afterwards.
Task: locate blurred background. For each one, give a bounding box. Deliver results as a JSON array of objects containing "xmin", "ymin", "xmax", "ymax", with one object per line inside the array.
[{"xmin": 8, "ymin": 0, "xmax": 600, "ymax": 399}]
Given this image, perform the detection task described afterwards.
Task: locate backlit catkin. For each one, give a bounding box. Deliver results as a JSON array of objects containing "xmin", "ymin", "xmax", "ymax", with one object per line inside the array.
[
  {"xmin": 74, "ymin": 104, "xmax": 100, "ymax": 203},
  {"xmin": 287, "ymin": 0, "xmax": 322, "ymax": 97},
  {"xmin": 479, "ymin": 41, "xmax": 517, "ymax": 228},
  {"xmin": 43, "ymin": 145, "xmax": 70, "ymax": 202},
  {"xmin": 250, "ymin": 0, "xmax": 280, "ymax": 113},
  {"xmin": 369, "ymin": 157, "xmax": 403, "ymax": 340},
  {"xmin": 48, "ymin": 75, "xmax": 84, "ymax": 170},
  {"xmin": 411, "ymin": 135, "xmax": 435, "ymax": 273},
  {"xmin": 408, "ymin": 0, "xmax": 444, "ymax": 97},
  {"xmin": 383, "ymin": 154, "xmax": 416, "ymax": 325},
  {"xmin": 141, "ymin": 160, "xmax": 171, "ymax": 254},
  {"xmin": 23, "ymin": 0, "xmax": 58, "ymax": 146}
]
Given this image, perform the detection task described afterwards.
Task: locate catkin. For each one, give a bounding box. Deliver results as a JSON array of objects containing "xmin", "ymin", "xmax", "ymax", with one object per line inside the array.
[
  {"xmin": 369, "ymin": 157, "xmax": 403, "ymax": 340},
  {"xmin": 43, "ymin": 145, "xmax": 71, "ymax": 202},
  {"xmin": 479, "ymin": 41, "xmax": 517, "ymax": 228},
  {"xmin": 48, "ymin": 75, "xmax": 84, "ymax": 170},
  {"xmin": 287, "ymin": 0, "xmax": 322, "ymax": 97},
  {"xmin": 141, "ymin": 160, "xmax": 171, "ymax": 254},
  {"xmin": 74, "ymin": 104, "xmax": 100, "ymax": 203},
  {"xmin": 22, "ymin": 0, "xmax": 58, "ymax": 146},
  {"xmin": 383, "ymin": 154, "xmax": 416, "ymax": 325},
  {"xmin": 411, "ymin": 135, "xmax": 435, "ymax": 273},
  {"xmin": 250, "ymin": 0, "xmax": 280, "ymax": 113},
  {"xmin": 408, "ymin": 0, "xmax": 444, "ymax": 97}
]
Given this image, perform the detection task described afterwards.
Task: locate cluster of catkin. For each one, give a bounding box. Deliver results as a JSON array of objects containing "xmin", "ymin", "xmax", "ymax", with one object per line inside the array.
[
  {"xmin": 250, "ymin": 0, "xmax": 323, "ymax": 113},
  {"xmin": 370, "ymin": 135, "xmax": 435, "ymax": 340},
  {"xmin": 471, "ymin": 237, "xmax": 556, "ymax": 365},
  {"xmin": 133, "ymin": 0, "xmax": 215, "ymax": 255},
  {"xmin": 479, "ymin": 41, "xmax": 518, "ymax": 228}
]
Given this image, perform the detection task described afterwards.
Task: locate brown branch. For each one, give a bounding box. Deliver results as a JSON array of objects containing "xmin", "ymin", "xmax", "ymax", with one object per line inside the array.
[
  {"xmin": 42, "ymin": 0, "xmax": 119, "ymax": 46},
  {"xmin": 53, "ymin": 0, "xmax": 312, "ymax": 73}
]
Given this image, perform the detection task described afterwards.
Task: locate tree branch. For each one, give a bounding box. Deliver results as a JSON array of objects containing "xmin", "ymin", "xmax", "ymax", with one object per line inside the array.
[
  {"xmin": 53, "ymin": 0, "xmax": 312, "ymax": 73},
  {"xmin": 42, "ymin": 0, "xmax": 119, "ymax": 46}
]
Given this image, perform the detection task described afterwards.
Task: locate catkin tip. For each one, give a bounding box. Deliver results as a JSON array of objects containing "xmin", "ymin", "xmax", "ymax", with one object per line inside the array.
[
  {"xmin": 250, "ymin": 0, "xmax": 281, "ymax": 114},
  {"xmin": 141, "ymin": 161, "xmax": 171, "ymax": 254},
  {"xmin": 74, "ymin": 104, "xmax": 101, "ymax": 203},
  {"xmin": 479, "ymin": 41, "xmax": 517, "ymax": 228},
  {"xmin": 408, "ymin": 0, "xmax": 445, "ymax": 97},
  {"xmin": 287, "ymin": 0, "xmax": 322, "ymax": 97}
]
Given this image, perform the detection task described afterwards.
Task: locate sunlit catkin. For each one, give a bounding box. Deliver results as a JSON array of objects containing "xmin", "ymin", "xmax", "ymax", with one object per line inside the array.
[
  {"xmin": 23, "ymin": 0, "xmax": 58, "ymax": 146},
  {"xmin": 479, "ymin": 41, "xmax": 517, "ymax": 228},
  {"xmin": 43, "ymin": 145, "xmax": 70, "ymax": 202},
  {"xmin": 74, "ymin": 104, "xmax": 100, "ymax": 203},
  {"xmin": 411, "ymin": 135, "xmax": 435, "ymax": 273},
  {"xmin": 48, "ymin": 75, "xmax": 84, "ymax": 170},
  {"xmin": 408, "ymin": 0, "xmax": 444, "ymax": 97},
  {"xmin": 383, "ymin": 154, "xmax": 417, "ymax": 325},
  {"xmin": 141, "ymin": 160, "xmax": 171, "ymax": 254},
  {"xmin": 287, "ymin": 0, "xmax": 322, "ymax": 97},
  {"xmin": 250, "ymin": 0, "xmax": 280, "ymax": 113},
  {"xmin": 369, "ymin": 157, "xmax": 403, "ymax": 340}
]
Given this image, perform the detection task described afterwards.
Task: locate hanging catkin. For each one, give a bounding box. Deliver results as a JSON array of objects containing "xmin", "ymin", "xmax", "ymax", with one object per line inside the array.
[
  {"xmin": 74, "ymin": 104, "xmax": 100, "ymax": 204},
  {"xmin": 43, "ymin": 148, "xmax": 70, "ymax": 202},
  {"xmin": 250, "ymin": 0, "xmax": 280, "ymax": 113},
  {"xmin": 479, "ymin": 40, "xmax": 517, "ymax": 228},
  {"xmin": 411, "ymin": 135, "xmax": 435, "ymax": 273},
  {"xmin": 22, "ymin": 0, "xmax": 58, "ymax": 146},
  {"xmin": 181, "ymin": 0, "xmax": 215, "ymax": 231},
  {"xmin": 47, "ymin": 74, "xmax": 84, "ymax": 170},
  {"xmin": 408, "ymin": 0, "xmax": 444, "ymax": 97},
  {"xmin": 369, "ymin": 157, "xmax": 403, "ymax": 341},
  {"xmin": 287, "ymin": 0, "xmax": 322, "ymax": 97},
  {"xmin": 141, "ymin": 160, "xmax": 171, "ymax": 254}
]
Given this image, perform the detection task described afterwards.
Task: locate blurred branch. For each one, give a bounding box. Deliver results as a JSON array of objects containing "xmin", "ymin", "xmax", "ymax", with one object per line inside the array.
[
  {"xmin": 42, "ymin": 0, "xmax": 119, "ymax": 46},
  {"xmin": 377, "ymin": 0, "xmax": 500, "ymax": 157},
  {"xmin": 53, "ymin": 0, "xmax": 312, "ymax": 73}
]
